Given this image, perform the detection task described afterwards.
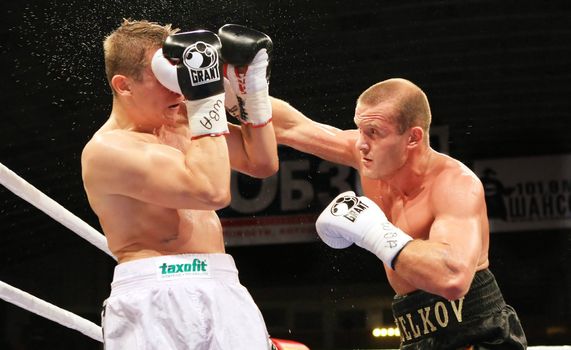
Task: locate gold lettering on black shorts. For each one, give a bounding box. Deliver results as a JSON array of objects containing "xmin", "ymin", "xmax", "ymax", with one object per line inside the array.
[{"xmin": 395, "ymin": 297, "xmax": 464, "ymax": 341}]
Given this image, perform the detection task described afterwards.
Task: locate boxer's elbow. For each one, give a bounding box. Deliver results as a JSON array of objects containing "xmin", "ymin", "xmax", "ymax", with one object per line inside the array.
[
  {"xmin": 440, "ymin": 260, "xmax": 473, "ymax": 300},
  {"xmin": 256, "ymin": 162, "xmax": 279, "ymax": 178},
  {"xmin": 441, "ymin": 279, "xmax": 470, "ymax": 301},
  {"xmin": 242, "ymin": 157, "xmax": 279, "ymax": 179},
  {"xmin": 192, "ymin": 184, "xmax": 231, "ymax": 209},
  {"xmin": 252, "ymin": 157, "xmax": 279, "ymax": 178},
  {"xmin": 211, "ymin": 187, "xmax": 232, "ymax": 208},
  {"xmin": 206, "ymin": 192, "xmax": 231, "ymax": 209}
]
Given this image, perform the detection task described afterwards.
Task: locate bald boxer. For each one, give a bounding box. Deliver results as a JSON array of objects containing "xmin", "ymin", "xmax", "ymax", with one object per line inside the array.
[
  {"xmin": 271, "ymin": 79, "xmax": 527, "ymax": 349},
  {"xmin": 82, "ymin": 19, "xmax": 276, "ymax": 349}
]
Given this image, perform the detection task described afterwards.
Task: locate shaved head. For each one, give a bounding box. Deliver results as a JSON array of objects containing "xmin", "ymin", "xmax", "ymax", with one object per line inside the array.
[{"xmin": 357, "ymin": 78, "xmax": 432, "ymax": 135}]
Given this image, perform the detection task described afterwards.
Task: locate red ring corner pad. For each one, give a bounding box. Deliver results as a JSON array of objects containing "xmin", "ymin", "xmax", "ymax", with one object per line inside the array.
[{"xmin": 270, "ymin": 338, "xmax": 310, "ymax": 350}]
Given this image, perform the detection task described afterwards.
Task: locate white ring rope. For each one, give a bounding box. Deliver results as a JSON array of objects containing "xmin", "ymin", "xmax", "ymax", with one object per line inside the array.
[
  {"xmin": 0, "ymin": 280, "xmax": 103, "ymax": 342},
  {"xmin": 0, "ymin": 162, "xmax": 115, "ymax": 260},
  {"xmin": 0, "ymin": 162, "xmax": 569, "ymax": 348}
]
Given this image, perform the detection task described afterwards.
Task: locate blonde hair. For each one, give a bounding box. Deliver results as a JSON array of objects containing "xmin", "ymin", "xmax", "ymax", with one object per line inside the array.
[
  {"xmin": 103, "ymin": 19, "xmax": 178, "ymax": 91},
  {"xmin": 357, "ymin": 78, "xmax": 432, "ymax": 135}
]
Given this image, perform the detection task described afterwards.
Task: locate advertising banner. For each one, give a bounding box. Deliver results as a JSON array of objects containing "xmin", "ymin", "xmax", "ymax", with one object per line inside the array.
[{"xmin": 474, "ymin": 154, "xmax": 571, "ymax": 232}]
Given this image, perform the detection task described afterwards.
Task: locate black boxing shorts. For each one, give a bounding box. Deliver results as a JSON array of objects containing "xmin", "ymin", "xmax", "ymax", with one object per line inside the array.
[{"xmin": 392, "ymin": 269, "xmax": 527, "ymax": 350}]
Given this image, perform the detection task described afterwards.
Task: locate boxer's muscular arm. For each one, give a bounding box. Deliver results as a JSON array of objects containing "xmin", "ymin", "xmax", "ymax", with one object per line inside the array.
[
  {"xmin": 393, "ymin": 171, "xmax": 485, "ymax": 300},
  {"xmin": 226, "ymin": 122, "xmax": 278, "ymax": 178},
  {"xmin": 82, "ymin": 131, "xmax": 230, "ymax": 210},
  {"xmin": 219, "ymin": 25, "xmax": 279, "ymax": 178},
  {"xmin": 271, "ymin": 97, "xmax": 360, "ymax": 169}
]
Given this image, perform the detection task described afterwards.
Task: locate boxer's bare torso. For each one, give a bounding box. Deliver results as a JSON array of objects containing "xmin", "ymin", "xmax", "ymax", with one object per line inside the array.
[
  {"xmin": 359, "ymin": 151, "xmax": 489, "ymax": 295},
  {"xmin": 83, "ymin": 47, "xmax": 277, "ymax": 264},
  {"xmin": 83, "ymin": 120, "xmax": 225, "ymax": 263}
]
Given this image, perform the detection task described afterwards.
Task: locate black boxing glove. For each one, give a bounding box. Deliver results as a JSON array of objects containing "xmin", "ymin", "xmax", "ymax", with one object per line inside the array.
[
  {"xmin": 218, "ymin": 24, "xmax": 273, "ymax": 127},
  {"xmin": 152, "ymin": 30, "xmax": 228, "ymax": 138}
]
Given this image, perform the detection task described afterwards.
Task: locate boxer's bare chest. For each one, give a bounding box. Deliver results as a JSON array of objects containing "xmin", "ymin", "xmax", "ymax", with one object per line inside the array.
[{"xmin": 361, "ymin": 177, "xmax": 434, "ymax": 240}]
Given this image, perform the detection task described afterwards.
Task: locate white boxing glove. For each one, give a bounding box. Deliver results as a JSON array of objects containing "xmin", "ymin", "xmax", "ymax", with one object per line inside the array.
[
  {"xmin": 224, "ymin": 49, "xmax": 272, "ymax": 126},
  {"xmin": 316, "ymin": 191, "xmax": 413, "ymax": 269}
]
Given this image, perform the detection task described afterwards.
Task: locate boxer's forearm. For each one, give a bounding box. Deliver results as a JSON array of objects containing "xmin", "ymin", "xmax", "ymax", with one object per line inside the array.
[
  {"xmin": 271, "ymin": 97, "xmax": 359, "ymax": 168},
  {"xmin": 393, "ymin": 240, "xmax": 475, "ymax": 300}
]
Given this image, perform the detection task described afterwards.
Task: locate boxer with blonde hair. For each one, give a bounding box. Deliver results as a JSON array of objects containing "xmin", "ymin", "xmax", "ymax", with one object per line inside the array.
[{"xmin": 82, "ymin": 19, "xmax": 277, "ymax": 349}]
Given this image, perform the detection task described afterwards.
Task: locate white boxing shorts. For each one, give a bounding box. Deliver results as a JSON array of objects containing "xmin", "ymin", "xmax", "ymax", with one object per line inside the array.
[{"xmin": 102, "ymin": 253, "xmax": 271, "ymax": 350}]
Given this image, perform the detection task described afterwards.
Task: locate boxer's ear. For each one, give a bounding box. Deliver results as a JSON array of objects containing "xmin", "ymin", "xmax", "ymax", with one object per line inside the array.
[
  {"xmin": 111, "ymin": 75, "xmax": 131, "ymax": 96},
  {"xmin": 407, "ymin": 127, "xmax": 423, "ymax": 148}
]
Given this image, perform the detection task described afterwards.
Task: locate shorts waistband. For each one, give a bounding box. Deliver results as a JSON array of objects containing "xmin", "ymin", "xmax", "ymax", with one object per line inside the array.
[
  {"xmin": 392, "ymin": 268, "xmax": 506, "ymax": 345},
  {"xmin": 110, "ymin": 253, "xmax": 239, "ymax": 297}
]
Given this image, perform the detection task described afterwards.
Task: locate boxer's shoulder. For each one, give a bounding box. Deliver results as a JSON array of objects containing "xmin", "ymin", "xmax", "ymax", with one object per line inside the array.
[
  {"xmin": 428, "ymin": 156, "xmax": 485, "ymax": 215},
  {"xmin": 82, "ymin": 129, "xmax": 159, "ymax": 176},
  {"xmin": 429, "ymin": 153, "xmax": 481, "ymax": 187},
  {"xmin": 90, "ymin": 128, "xmax": 158, "ymax": 149}
]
